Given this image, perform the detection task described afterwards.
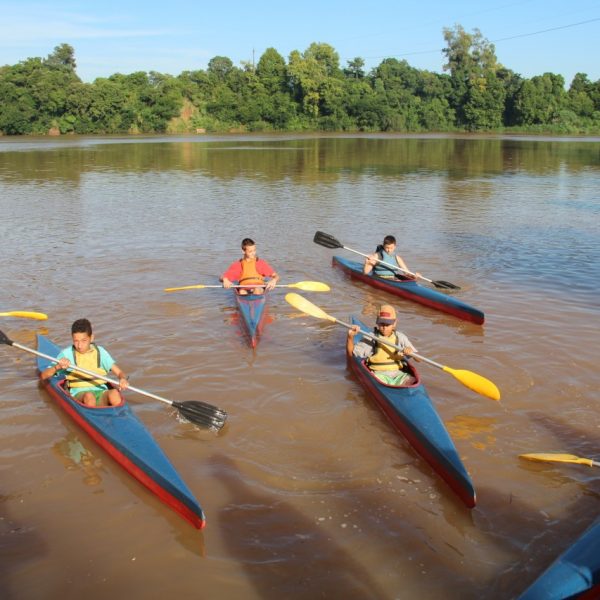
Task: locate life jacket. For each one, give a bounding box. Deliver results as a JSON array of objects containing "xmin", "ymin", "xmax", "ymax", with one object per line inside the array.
[
  {"xmin": 373, "ymin": 245, "xmax": 398, "ymax": 277},
  {"xmin": 64, "ymin": 344, "xmax": 108, "ymax": 389},
  {"xmin": 238, "ymin": 257, "xmax": 264, "ymax": 286},
  {"xmin": 367, "ymin": 330, "xmax": 403, "ymax": 371}
]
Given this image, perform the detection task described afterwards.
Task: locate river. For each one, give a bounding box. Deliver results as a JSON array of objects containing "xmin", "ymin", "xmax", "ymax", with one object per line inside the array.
[{"xmin": 0, "ymin": 133, "xmax": 599, "ymax": 599}]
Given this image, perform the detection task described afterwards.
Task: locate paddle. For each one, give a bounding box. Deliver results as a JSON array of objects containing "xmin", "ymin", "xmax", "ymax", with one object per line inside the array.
[
  {"xmin": 0, "ymin": 330, "xmax": 227, "ymax": 431},
  {"xmin": 519, "ymin": 453, "xmax": 600, "ymax": 467},
  {"xmin": 0, "ymin": 311, "xmax": 48, "ymax": 320},
  {"xmin": 285, "ymin": 293, "xmax": 500, "ymax": 401},
  {"xmin": 164, "ymin": 281, "xmax": 330, "ymax": 293},
  {"xmin": 313, "ymin": 231, "xmax": 460, "ymax": 290}
]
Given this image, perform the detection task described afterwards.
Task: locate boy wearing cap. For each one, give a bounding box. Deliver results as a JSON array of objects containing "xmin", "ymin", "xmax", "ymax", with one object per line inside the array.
[
  {"xmin": 347, "ymin": 304, "xmax": 416, "ymax": 385},
  {"xmin": 363, "ymin": 235, "xmax": 420, "ymax": 279}
]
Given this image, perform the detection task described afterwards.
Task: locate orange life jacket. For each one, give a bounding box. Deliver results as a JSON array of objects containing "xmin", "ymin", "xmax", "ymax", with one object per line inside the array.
[{"xmin": 239, "ymin": 258, "xmax": 264, "ymax": 286}]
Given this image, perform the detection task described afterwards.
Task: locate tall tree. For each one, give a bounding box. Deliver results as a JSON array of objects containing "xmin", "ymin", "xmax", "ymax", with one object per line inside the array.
[
  {"xmin": 442, "ymin": 25, "xmax": 505, "ymax": 129},
  {"xmin": 45, "ymin": 43, "xmax": 77, "ymax": 71}
]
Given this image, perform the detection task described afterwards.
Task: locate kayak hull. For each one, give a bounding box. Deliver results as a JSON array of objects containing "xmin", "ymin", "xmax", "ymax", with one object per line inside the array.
[
  {"xmin": 333, "ymin": 256, "xmax": 484, "ymax": 325},
  {"xmin": 519, "ymin": 517, "xmax": 600, "ymax": 599},
  {"xmin": 348, "ymin": 318, "xmax": 476, "ymax": 508},
  {"xmin": 36, "ymin": 335, "xmax": 205, "ymax": 529},
  {"xmin": 235, "ymin": 292, "xmax": 267, "ymax": 348}
]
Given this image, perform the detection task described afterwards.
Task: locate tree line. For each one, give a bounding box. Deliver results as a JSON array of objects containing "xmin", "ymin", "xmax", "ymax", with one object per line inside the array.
[{"xmin": 1, "ymin": 25, "xmax": 599, "ymax": 136}]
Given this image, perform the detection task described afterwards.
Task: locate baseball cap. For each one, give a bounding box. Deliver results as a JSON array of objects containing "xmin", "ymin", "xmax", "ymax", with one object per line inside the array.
[{"xmin": 376, "ymin": 304, "xmax": 397, "ymax": 325}]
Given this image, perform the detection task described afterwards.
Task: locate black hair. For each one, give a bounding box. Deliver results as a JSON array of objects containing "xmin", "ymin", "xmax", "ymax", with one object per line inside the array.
[
  {"xmin": 241, "ymin": 238, "xmax": 255, "ymax": 249},
  {"xmin": 383, "ymin": 235, "xmax": 396, "ymax": 245},
  {"xmin": 71, "ymin": 318, "xmax": 93, "ymax": 336}
]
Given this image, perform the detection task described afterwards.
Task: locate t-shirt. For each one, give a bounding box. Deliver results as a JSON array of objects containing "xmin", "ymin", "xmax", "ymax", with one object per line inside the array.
[
  {"xmin": 221, "ymin": 258, "xmax": 276, "ymax": 282},
  {"xmin": 353, "ymin": 330, "xmax": 416, "ymax": 359},
  {"xmin": 56, "ymin": 344, "xmax": 115, "ymax": 392}
]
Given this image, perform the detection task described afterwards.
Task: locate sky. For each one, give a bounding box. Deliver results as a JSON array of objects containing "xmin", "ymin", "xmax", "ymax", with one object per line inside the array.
[{"xmin": 1, "ymin": 0, "xmax": 599, "ymax": 86}]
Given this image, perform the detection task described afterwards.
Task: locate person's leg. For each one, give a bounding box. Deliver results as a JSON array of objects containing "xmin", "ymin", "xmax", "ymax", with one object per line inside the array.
[
  {"xmin": 105, "ymin": 388, "xmax": 122, "ymax": 406},
  {"xmin": 74, "ymin": 391, "xmax": 97, "ymax": 407}
]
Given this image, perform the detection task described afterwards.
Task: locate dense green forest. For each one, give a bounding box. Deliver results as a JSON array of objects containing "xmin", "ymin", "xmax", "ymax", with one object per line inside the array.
[{"xmin": 1, "ymin": 25, "xmax": 599, "ymax": 135}]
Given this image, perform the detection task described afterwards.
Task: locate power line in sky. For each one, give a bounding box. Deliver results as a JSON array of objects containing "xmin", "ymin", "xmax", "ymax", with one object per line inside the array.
[{"xmin": 352, "ymin": 16, "xmax": 600, "ymax": 62}]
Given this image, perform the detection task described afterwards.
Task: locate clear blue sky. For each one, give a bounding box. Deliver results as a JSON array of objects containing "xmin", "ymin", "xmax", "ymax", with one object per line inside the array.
[{"xmin": 1, "ymin": 0, "xmax": 598, "ymax": 85}]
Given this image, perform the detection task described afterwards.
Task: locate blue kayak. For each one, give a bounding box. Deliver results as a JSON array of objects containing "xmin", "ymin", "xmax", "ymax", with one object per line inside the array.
[
  {"xmin": 519, "ymin": 517, "xmax": 600, "ymax": 599},
  {"xmin": 234, "ymin": 292, "xmax": 268, "ymax": 348},
  {"xmin": 348, "ymin": 318, "xmax": 476, "ymax": 508},
  {"xmin": 333, "ymin": 256, "xmax": 485, "ymax": 325},
  {"xmin": 36, "ymin": 335, "xmax": 205, "ymax": 529}
]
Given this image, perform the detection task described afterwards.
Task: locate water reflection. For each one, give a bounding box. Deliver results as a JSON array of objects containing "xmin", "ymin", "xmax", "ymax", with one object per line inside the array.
[
  {"xmin": 1, "ymin": 135, "xmax": 598, "ymax": 186},
  {"xmin": 1, "ymin": 134, "xmax": 600, "ymax": 598},
  {"xmin": 52, "ymin": 433, "xmax": 104, "ymax": 488}
]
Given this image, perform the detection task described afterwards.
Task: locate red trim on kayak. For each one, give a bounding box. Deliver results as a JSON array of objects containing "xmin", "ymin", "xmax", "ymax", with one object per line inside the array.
[
  {"xmin": 349, "ymin": 357, "xmax": 476, "ymax": 508},
  {"xmin": 42, "ymin": 379, "xmax": 205, "ymax": 529},
  {"xmin": 333, "ymin": 257, "xmax": 484, "ymax": 325}
]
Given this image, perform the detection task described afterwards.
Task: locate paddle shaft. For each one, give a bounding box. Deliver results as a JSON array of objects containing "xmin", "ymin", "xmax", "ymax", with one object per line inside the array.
[
  {"xmin": 332, "ymin": 315, "xmax": 437, "ymax": 363},
  {"xmin": 165, "ymin": 281, "xmax": 329, "ymax": 292},
  {"xmin": 338, "ymin": 244, "xmax": 432, "ymax": 284},
  {"xmin": 10, "ymin": 340, "xmax": 176, "ymax": 408}
]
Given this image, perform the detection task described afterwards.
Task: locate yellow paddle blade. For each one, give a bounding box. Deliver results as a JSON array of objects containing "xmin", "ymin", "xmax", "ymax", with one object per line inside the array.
[
  {"xmin": 519, "ymin": 453, "xmax": 595, "ymax": 467},
  {"xmin": 0, "ymin": 311, "xmax": 48, "ymax": 320},
  {"xmin": 287, "ymin": 281, "xmax": 331, "ymax": 292},
  {"xmin": 163, "ymin": 284, "xmax": 207, "ymax": 292},
  {"xmin": 285, "ymin": 293, "xmax": 336, "ymax": 322},
  {"xmin": 442, "ymin": 366, "xmax": 501, "ymax": 401}
]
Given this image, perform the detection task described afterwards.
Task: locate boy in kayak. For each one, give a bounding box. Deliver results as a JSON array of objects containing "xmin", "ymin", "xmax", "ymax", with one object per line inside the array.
[
  {"xmin": 40, "ymin": 318, "xmax": 128, "ymax": 407},
  {"xmin": 346, "ymin": 304, "xmax": 416, "ymax": 386},
  {"xmin": 221, "ymin": 237, "xmax": 279, "ymax": 295},
  {"xmin": 363, "ymin": 235, "xmax": 420, "ymax": 279}
]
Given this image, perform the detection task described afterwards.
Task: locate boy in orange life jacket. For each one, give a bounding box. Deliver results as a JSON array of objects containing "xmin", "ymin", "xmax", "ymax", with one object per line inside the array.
[
  {"xmin": 346, "ymin": 304, "xmax": 417, "ymax": 386},
  {"xmin": 40, "ymin": 318, "xmax": 128, "ymax": 407},
  {"xmin": 220, "ymin": 238, "xmax": 279, "ymax": 295}
]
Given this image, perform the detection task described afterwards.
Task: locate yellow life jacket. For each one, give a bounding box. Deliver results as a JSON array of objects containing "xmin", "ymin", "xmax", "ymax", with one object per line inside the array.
[
  {"xmin": 367, "ymin": 332, "xmax": 403, "ymax": 371},
  {"xmin": 239, "ymin": 258, "xmax": 264, "ymax": 286},
  {"xmin": 66, "ymin": 344, "xmax": 108, "ymax": 389}
]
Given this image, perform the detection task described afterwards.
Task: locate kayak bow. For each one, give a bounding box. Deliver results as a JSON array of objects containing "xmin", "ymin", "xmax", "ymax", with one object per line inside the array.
[
  {"xmin": 348, "ymin": 318, "xmax": 476, "ymax": 507},
  {"xmin": 234, "ymin": 292, "xmax": 268, "ymax": 348},
  {"xmin": 519, "ymin": 517, "xmax": 600, "ymax": 599},
  {"xmin": 36, "ymin": 335, "xmax": 205, "ymax": 529}
]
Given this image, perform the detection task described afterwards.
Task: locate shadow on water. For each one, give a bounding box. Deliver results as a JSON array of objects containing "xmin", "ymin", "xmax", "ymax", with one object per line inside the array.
[
  {"xmin": 477, "ymin": 482, "xmax": 600, "ymax": 599},
  {"xmin": 0, "ymin": 497, "xmax": 47, "ymax": 600},
  {"xmin": 211, "ymin": 453, "xmax": 388, "ymax": 600},
  {"xmin": 527, "ymin": 411, "xmax": 600, "ymax": 464},
  {"xmin": 42, "ymin": 389, "xmax": 207, "ymax": 556},
  {"xmin": 478, "ymin": 411, "xmax": 600, "ymax": 598}
]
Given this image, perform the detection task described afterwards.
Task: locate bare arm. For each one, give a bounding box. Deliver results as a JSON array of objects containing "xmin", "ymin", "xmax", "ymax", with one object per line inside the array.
[
  {"xmin": 346, "ymin": 325, "xmax": 360, "ymax": 354},
  {"xmin": 396, "ymin": 255, "xmax": 421, "ymax": 279},
  {"xmin": 363, "ymin": 254, "xmax": 377, "ymax": 275},
  {"xmin": 265, "ymin": 271, "xmax": 280, "ymax": 291},
  {"xmin": 40, "ymin": 356, "xmax": 71, "ymax": 380},
  {"xmin": 110, "ymin": 363, "xmax": 129, "ymax": 390}
]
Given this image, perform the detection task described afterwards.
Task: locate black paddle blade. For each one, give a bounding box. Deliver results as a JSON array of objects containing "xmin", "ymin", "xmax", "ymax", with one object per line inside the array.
[
  {"xmin": 0, "ymin": 330, "xmax": 14, "ymax": 345},
  {"xmin": 313, "ymin": 231, "xmax": 343, "ymax": 249},
  {"xmin": 174, "ymin": 400, "xmax": 228, "ymax": 431},
  {"xmin": 432, "ymin": 280, "xmax": 461, "ymax": 290}
]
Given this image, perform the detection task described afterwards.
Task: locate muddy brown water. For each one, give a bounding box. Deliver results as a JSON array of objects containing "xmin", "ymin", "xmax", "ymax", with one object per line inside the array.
[{"xmin": 1, "ymin": 134, "xmax": 599, "ymax": 599}]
